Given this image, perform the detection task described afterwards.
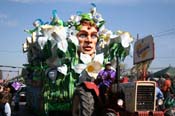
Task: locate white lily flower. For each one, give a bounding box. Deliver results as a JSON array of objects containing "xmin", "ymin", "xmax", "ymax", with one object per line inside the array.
[
  {"xmin": 57, "ymin": 64, "xmax": 68, "ymax": 75},
  {"xmin": 41, "ymin": 29, "xmax": 54, "ymax": 49},
  {"xmin": 80, "ymin": 53, "xmax": 92, "ymax": 64},
  {"xmin": 73, "ymin": 63, "xmax": 87, "ymax": 74},
  {"xmin": 57, "ymin": 39, "xmax": 68, "ymax": 53},
  {"xmin": 32, "ymin": 36, "xmax": 37, "ymax": 43},
  {"xmin": 26, "ymin": 37, "xmax": 32, "ymax": 44},
  {"xmin": 48, "ymin": 26, "xmax": 66, "ymax": 42},
  {"xmin": 37, "ymin": 36, "xmax": 48, "ymax": 50},
  {"xmin": 22, "ymin": 42, "xmax": 28, "ymax": 52},
  {"xmin": 120, "ymin": 32, "xmax": 133, "ymax": 48},
  {"xmin": 93, "ymin": 53, "xmax": 104, "ymax": 64},
  {"xmin": 69, "ymin": 15, "xmax": 75, "ymax": 21},
  {"xmin": 32, "ymin": 32, "xmax": 37, "ymax": 44},
  {"xmin": 110, "ymin": 32, "xmax": 118, "ymax": 39},
  {"xmin": 86, "ymin": 61, "xmax": 102, "ymax": 79},
  {"xmin": 99, "ymin": 29, "xmax": 113, "ymax": 46},
  {"xmin": 69, "ymin": 35, "xmax": 79, "ymax": 46},
  {"xmin": 42, "ymin": 25, "xmax": 68, "ymax": 52},
  {"xmin": 41, "ymin": 25, "xmax": 55, "ymax": 37},
  {"xmin": 41, "ymin": 25, "xmax": 67, "ymax": 41},
  {"xmin": 74, "ymin": 15, "xmax": 81, "ymax": 24},
  {"xmin": 69, "ymin": 15, "xmax": 81, "ymax": 25},
  {"xmin": 67, "ymin": 27, "xmax": 79, "ymax": 46}
]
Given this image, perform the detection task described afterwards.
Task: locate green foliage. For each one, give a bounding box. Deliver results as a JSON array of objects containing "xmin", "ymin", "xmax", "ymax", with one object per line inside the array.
[{"xmin": 43, "ymin": 72, "xmax": 76, "ymax": 111}]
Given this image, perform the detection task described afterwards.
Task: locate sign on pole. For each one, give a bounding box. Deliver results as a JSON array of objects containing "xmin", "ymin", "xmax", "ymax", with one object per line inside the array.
[{"xmin": 133, "ymin": 35, "xmax": 154, "ymax": 64}]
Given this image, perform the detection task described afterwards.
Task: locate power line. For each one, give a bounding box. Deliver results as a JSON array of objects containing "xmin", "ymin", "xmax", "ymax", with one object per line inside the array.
[
  {"xmin": 153, "ymin": 27, "xmax": 175, "ymax": 38},
  {"xmin": 154, "ymin": 28, "xmax": 175, "ymax": 35},
  {"xmin": 154, "ymin": 31, "xmax": 175, "ymax": 38}
]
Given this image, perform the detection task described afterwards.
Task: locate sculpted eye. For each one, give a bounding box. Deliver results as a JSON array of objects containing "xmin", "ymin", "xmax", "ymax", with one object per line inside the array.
[
  {"xmin": 78, "ymin": 33, "xmax": 88, "ymax": 38},
  {"xmin": 91, "ymin": 34, "xmax": 98, "ymax": 39}
]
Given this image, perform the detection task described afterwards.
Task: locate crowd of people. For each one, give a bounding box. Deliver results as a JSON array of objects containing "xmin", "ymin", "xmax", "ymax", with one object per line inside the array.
[
  {"xmin": 0, "ymin": 83, "xmax": 12, "ymax": 116},
  {"xmin": 153, "ymin": 73, "xmax": 174, "ymax": 100},
  {"xmin": 94, "ymin": 62, "xmax": 175, "ymax": 107},
  {"xmin": 0, "ymin": 81, "xmax": 23, "ymax": 116}
]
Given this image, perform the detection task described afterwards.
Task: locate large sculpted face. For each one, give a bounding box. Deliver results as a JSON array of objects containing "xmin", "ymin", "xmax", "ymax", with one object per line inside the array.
[{"xmin": 77, "ymin": 21, "xmax": 98, "ymax": 58}]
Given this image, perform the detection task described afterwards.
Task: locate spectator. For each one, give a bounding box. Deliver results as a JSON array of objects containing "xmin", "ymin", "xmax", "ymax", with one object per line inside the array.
[
  {"xmin": 0, "ymin": 85, "xmax": 4, "ymax": 93},
  {"xmin": 0, "ymin": 92, "xmax": 11, "ymax": 116},
  {"xmin": 11, "ymin": 81, "xmax": 22, "ymax": 111},
  {"xmin": 156, "ymin": 82, "xmax": 164, "ymax": 100},
  {"xmin": 149, "ymin": 78, "xmax": 164, "ymax": 100},
  {"xmin": 120, "ymin": 76, "xmax": 129, "ymax": 83},
  {"xmin": 162, "ymin": 73, "xmax": 172, "ymax": 99},
  {"xmin": 3, "ymin": 86, "xmax": 12, "ymax": 107}
]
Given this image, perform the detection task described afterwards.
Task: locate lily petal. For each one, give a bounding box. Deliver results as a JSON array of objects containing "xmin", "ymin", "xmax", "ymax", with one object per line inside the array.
[
  {"xmin": 86, "ymin": 61, "xmax": 102, "ymax": 79},
  {"xmin": 93, "ymin": 53, "xmax": 104, "ymax": 64},
  {"xmin": 57, "ymin": 40, "xmax": 68, "ymax": 53},
  {"xmin": 80, "ymin": 53, "xmax": 92, "ymax": 64},
  {"xmin": 57, "ymin": 64, "xmax": 68, "ymax": 75},
  {"xmin": 73, "ymin": 63, "xmax": 87, "ymax": 74},
  {"xmin": 37, "ymin": 36, "xmax": 48, "ymax": 49},
  {"xmin": 121, "ymin": 32, "xmax": 133, "ymax": 48}
]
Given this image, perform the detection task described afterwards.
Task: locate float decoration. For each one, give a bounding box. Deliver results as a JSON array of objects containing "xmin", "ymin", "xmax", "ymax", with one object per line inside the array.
[{"xmin": 22, "ymin": 3, "xmax": 133, "ymax": 112}]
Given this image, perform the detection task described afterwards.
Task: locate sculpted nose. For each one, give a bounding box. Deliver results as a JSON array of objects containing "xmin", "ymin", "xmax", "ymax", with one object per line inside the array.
[{"xmin": 86, "ymin": 35, "xmax": 92, "ymax": 42}]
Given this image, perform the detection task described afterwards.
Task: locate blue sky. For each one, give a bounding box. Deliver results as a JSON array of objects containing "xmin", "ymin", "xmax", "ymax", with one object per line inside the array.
[{"xmin": 0, "ymin": 0, "xmax": 175, "ymax": 74}]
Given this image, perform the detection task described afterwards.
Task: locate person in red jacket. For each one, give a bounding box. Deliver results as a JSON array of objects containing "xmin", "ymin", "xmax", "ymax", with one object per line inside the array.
[
  {"xmin": 162, "ymin": 73, "xmax": 172, "ymax": 98},
  {"xmin": 120, "ymin": 76, "xmax": 129, "ymax": 83}
]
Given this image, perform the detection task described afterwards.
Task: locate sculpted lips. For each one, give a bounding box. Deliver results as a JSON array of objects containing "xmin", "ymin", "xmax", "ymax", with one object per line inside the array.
[{"xmin": 83, "ymin": 46, "xmax": 92, "ymax": 51}]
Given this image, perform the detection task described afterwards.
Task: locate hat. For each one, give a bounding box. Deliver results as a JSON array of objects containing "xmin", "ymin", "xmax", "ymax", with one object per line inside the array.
[
  {"xmin": 105, "ymin": 61, "xmax": 111, "ymax": 65},
  {"xmin": 165, "ymin": 73, "xmax": 170, "ymax": 78}
]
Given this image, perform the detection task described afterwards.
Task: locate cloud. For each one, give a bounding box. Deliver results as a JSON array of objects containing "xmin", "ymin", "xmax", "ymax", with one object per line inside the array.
[{"xmin": 0, "ymin": 13, "xmax": 18, "ymax": 27}]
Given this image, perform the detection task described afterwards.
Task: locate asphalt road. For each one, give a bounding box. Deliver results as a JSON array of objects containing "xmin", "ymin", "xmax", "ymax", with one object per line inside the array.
[
  {"xmin": 11, "ymin": 102, "xmax": 72, "ymax": 116},
  {"xmin": 11, "ymin": 102, "xmax": 34, "ymax": 116}
]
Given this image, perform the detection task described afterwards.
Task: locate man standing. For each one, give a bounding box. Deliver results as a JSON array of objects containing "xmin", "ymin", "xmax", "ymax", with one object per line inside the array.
[{"xmin": 162, "ymin": 73, "xmax": 172, "ymax": 99}]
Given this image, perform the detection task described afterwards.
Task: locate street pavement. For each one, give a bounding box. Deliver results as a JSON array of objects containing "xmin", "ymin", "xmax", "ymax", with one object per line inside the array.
[
  {"xmin": 11, "ymin": 102, "xmax": 34, "ymax": 116},
  {"xmin": 11, "ymin": 102, "xmax": 73, "ymax": 116}
]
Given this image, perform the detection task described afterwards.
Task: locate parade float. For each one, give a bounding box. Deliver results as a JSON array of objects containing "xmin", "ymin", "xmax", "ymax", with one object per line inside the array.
[{"xmin": 22, "ymin": 4, "xmax": 134, "ymax": 116}]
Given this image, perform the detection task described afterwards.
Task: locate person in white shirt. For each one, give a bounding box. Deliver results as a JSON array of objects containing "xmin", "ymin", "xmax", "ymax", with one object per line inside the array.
[{"xmin": 0, "ymin": 92, "xmax": 11, "ymax": 116}]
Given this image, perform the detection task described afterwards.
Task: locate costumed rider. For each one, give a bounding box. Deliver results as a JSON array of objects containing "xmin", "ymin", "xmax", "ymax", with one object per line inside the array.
[{"xmin": 95, "ymin": 61, "xmax": 116, "ymax": 104}]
